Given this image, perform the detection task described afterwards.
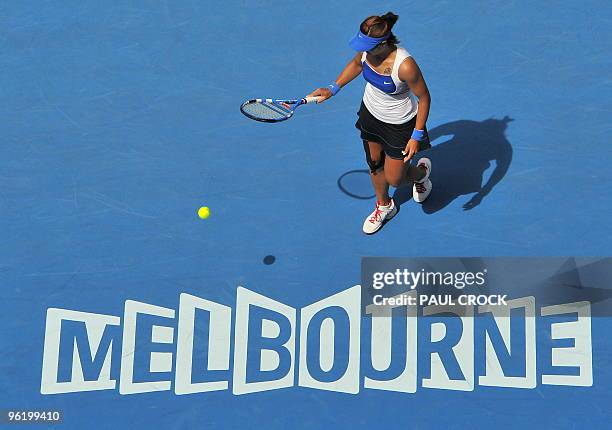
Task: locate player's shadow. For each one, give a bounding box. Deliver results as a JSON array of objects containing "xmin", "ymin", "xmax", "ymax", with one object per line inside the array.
[{"xmin": 392, "ymin": 116, "xmax": 514, "ymax": 213}]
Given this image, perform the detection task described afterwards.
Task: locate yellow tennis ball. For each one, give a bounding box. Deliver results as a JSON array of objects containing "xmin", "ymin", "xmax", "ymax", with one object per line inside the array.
[{"xmin": 198, "ymin": 206, "xmax": 210, "ymax": 219}]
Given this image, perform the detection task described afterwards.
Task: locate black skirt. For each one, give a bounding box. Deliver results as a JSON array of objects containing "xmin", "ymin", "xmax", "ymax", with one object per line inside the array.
[{"xmin": 355, "ymin": 101, "xmax": 431, "ymax": 160}]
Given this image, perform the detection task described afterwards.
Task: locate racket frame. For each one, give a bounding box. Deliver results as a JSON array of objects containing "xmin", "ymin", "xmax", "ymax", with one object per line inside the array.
[{"xmin": 240, "ymin": 97, "xmax": 319, "ymax": 123}]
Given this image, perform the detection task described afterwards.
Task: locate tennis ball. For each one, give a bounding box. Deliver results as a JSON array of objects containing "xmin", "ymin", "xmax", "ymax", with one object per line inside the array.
[{"xmin": 198, "ymin": 206, "xmax": 210, "ymax": 219}]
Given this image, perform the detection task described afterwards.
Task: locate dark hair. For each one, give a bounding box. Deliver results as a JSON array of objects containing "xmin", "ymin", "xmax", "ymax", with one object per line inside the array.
[{"xmin": 360, "ymin": 12, "xmax": 400, "ymax": 47}]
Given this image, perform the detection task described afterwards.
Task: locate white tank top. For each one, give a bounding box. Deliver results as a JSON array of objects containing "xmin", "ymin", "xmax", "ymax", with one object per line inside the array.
[{"xmin": 361, "ymin": 47, "xmax": 418, "ymax": 124}]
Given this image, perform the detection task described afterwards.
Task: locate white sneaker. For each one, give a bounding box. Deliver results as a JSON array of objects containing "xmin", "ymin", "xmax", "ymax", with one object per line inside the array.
[
  {"xmin": 413, "ymin": 158, "xmax": 432, "ymax": 203},
  {"xmin": 362, "ymin": 200, "xmax": 397, "ymax": 234}
]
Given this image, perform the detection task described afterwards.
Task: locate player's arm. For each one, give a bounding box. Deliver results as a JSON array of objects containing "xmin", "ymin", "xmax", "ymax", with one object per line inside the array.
[
  {"xmin": 464, "ymin": 139, "xmax": 512, "ymax": 210},
  {"xmin": 399, "ymin": 57, "xmax": 431, "ymax": 161},
  {"xmin": 307, "ymin": 53, "xmax": 363, "ymax": 103},
  {"xmin": 399, "ymin": 57, "xmax": 430, "ymax": 130}
]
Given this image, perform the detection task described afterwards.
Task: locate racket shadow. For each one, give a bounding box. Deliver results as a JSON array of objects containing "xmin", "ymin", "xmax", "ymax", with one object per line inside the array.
[{"xmin": 337, "ymin": 169, "xmax": 376, "ymax": 200}]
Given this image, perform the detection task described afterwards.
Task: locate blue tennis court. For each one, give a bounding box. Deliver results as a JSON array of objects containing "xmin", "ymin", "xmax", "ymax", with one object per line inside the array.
[{"xmin": 2, "ymin": 1, "xmax": 611, "ymax": 428}]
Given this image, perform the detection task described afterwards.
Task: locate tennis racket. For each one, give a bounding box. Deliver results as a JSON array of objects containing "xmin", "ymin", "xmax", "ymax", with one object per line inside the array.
[{"xmin": 240, "ymin": 97, "xmax": 321, "ymax": 123}]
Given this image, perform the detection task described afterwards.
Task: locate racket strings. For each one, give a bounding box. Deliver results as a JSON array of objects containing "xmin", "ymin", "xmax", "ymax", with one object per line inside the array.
[{"xmin": 242, "ymin": 101, "xmax": 292, "ymax": 121}]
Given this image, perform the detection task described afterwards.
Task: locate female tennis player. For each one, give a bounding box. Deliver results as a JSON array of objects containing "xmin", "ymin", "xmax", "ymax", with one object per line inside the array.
[{"xmin": 308, "ymin": 12, "xmax": 432, "ymax": 234}]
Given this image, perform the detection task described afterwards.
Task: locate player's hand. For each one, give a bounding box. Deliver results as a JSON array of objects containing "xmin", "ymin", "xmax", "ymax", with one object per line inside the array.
[
  {"xmin": 402, "ymin": 138, "xmax": 419, "ymax": 163},
  {"xmin": 307, "ymin": 87, "xmax": 333, "ymax": 103}
]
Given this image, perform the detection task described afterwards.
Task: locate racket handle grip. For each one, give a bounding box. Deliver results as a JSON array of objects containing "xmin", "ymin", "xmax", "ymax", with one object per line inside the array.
[{"xmin": 304, "ymin": 96, "xmax": 321, "ymax": 104}]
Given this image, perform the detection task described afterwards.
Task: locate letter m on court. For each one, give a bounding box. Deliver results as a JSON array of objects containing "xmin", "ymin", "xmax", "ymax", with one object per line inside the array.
[{"xmin": 41, "ymin": 308, "xmax": 120, "ymax": 394}]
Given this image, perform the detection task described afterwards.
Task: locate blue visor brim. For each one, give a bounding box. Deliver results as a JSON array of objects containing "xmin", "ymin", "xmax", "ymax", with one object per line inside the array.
[{"xmin": 348, "ymin": 30, "xmax": 389, "ymax": 51}]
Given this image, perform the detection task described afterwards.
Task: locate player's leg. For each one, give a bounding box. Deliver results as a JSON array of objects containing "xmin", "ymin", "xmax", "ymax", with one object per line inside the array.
[
  {"xmin": 379, "ymin": 117, "xmax": 433, "ymax": 202},
  {"xmin": 384, "ymin": 157, "xmax": 433, "ymax": 203},
  {"xmin": 364, "ymin": 140, "xmax": 390, "ymax": 204},
  {"xmin": 411, "ymin": 158, "xmax": 432, "ymax": 202},
  {"xmin": 362, "ymin": 140, "xmax": 397, "ymax": 234},
  {"xmin": 384, "ymin": 159, "xmax": 426, "ymax": 187}
]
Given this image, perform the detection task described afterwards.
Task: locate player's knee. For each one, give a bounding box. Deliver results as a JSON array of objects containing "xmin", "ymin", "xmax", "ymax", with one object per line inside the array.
[
  {"xmin": 369, "ymin": 153, "xmax": 383, "ymax": 172},
  {"xmin": 363, "ymin": 141, "xmax": 385, "ymax": 173}
]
